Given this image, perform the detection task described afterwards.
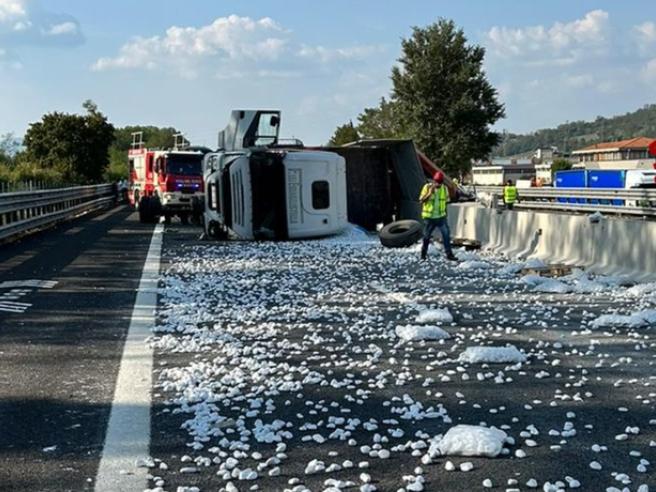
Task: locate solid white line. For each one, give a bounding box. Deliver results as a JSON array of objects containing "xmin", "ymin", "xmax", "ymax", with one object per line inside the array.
[{"xmin": 95, "ymin": 224, "xmax": 163, "ymax": 492}]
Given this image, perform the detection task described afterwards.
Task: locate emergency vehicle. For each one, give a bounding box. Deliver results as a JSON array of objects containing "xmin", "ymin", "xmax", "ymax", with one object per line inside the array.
[
  {"xmin": 203, "ymin": 110, "xmax": 347, "ymax": 240},
  {"xmin": 128, "ymin": 133, "xmax": 205, "ymax": 224}
]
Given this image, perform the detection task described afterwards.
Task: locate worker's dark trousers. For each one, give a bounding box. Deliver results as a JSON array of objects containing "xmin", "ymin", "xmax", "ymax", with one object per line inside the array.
[
  {"xmin": 421, "ymin": 217, "xmax": 453, "ymax": 258},
  {"xmin": 506, "ymin": 202, "xmax": 515, "ymax": 210}
]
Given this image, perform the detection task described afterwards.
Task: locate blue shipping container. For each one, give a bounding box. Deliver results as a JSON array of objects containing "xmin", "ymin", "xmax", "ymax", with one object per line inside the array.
[
  {"xmin": 587, "ymin": 170, "xmax": 625, "ymax": 206},
  {"xmin": 555, "ymin": 170, "xmax": 587, "ymax": 203}
]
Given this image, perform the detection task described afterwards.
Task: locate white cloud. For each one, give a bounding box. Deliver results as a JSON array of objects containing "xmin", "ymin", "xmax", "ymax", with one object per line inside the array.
[
  {"xmin": 486, "ymin": 10, "xmax": 609, "ymax": 65},
  {"xmin": 642, "ymin": 58, "xmax": 656, "ymax": 82},
  {"xmin": 0, "ymin": 0, "xmax": 26, "ymax": 22},
  {"xmin": 94, "ymin": 15, "xmax": 288, "ymax": 72},
  {"xmin": 297, "ymin": 44, "xmax": 384, "ymax": 63},
  {"xmin": 634, "ymin": 21, "xmax": 656, "ymax": 43},
  {"xmin": 0, "ymin": 0, "xmax": 83, "ymax": 60},
  {"xmin": 46, "ymin": 21, "xmax": 78, "ymax": 36},
  {"xmin": 634, "ymin": 21, "xmax": 656, "ymax": 55},
  {"xmin": 93, "ymin": 14, "xmax": 384, "ymax": 79}
]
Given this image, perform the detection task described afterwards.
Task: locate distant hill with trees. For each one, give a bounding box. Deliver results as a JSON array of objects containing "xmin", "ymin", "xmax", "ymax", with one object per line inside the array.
[{"xmin": 496, "ymin": 104, "xmax": 656, "ymax": 157}]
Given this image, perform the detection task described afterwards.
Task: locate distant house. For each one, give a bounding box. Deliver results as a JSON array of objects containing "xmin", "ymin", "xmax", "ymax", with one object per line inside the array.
[
  {"xmin": 572, "ymin": 137, "xmax": 656, "ymax": 170},
  {"xmin": 471, "ymin": 158, "xmax": 536, "ymax": 186}
]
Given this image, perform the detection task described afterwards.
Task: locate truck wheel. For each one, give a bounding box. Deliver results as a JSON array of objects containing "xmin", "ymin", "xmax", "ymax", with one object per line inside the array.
[
  {"xmin": 379, "ymin": 220, "xmax": 423, "ymax": 248},
  {"xmin": 207, "ymin": 221, "xmax": 228, "ymax": 240},
  {"xmin": 138, "ymin": 196, "xmax": 151, "ymax": 223},
  {"xmin": 180, "ymin": 213, "xmax": 189, "ymax": 225},
  {"xmin": 164, "ymin": 214, "xmax": 171, "ymax": 225}
]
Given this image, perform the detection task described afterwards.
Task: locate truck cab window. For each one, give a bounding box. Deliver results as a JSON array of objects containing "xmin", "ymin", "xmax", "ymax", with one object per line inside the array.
[
  {"xmin": 254, "ymin": 114, "xmax": 279, "ymax": 147},
  {"xmin": 312, "ymin": 180, "xmax": 330, "ymax": 209}
]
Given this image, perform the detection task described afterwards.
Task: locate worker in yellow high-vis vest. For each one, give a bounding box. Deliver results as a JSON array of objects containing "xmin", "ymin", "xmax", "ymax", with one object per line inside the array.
[
  {"xmin": 419, "ymin": 171, "xmax": 457, "ymax": 261},
  {"xmin": 503, "ymin": 179, "xmax": 518, "ymax": 210}
]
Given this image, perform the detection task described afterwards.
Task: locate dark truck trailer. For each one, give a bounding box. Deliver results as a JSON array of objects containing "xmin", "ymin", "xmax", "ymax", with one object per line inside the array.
[
  {"xmin": 323, "ymin": 139, "xmax": 454, "ymax": 231},
  {"xmin": 324, "ymin": 140, "xmax": 423, "ymax": 231}
]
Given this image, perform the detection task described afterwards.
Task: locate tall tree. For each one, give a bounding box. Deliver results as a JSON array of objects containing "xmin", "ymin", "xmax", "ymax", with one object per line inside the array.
[
  {"xmin": 356, "ymin": 98, "xmax": 404, "ymax": 140},
  {"xmin": 0, "ymin": 133, "xmax": 19, "ymax": 165},
  {"xmin": 328, "ymin": 121, "xmax": 361, "ymax": 146},
  {"xmin": 23, "ymin": 101, "xmax": 115, "ymax": 183},
  {"xmin": 391, "ymin": 19, "xmax": 505, "ymax": 176}
]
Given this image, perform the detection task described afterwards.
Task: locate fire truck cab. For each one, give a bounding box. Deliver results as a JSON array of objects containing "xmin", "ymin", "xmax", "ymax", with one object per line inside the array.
[{"xmin": 128, "ymin": 133, "xmax": 205, "ymax": 224}]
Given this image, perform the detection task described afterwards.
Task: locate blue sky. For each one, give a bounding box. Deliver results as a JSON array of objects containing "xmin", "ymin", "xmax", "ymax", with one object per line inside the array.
[{"xmin": 2, "ymin": 0, "xmax": 656, "ymax": 146}]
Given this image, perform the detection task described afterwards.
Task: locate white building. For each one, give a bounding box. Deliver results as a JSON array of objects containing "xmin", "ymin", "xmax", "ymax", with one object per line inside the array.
[{"xmin": 471, "ymin": 160, "xmax": 535, "ymax": 186}]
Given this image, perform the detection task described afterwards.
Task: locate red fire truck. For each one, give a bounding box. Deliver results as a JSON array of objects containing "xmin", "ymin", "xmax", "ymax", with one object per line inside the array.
[{"xmin": 128, "ymin": 133, "xmax": 205, "ymax": 224}]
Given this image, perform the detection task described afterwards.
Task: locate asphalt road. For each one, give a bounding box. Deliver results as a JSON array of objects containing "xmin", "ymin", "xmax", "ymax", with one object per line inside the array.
[
  {"xmin": 0, "ymin": 205, "xmax": 155, "ymax": 492},
  {"xmin": 149, "ymin": 226, "xmax": 655, "ymax": 492},
  {"xmin": 1, "ymin": 211, "xmax": 654, "ymax": 492}
]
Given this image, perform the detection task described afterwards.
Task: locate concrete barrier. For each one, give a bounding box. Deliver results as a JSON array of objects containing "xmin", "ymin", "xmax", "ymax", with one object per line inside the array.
[{"xmin": 448, "ymin": 203, "xmax": 656, "ymax": 281}]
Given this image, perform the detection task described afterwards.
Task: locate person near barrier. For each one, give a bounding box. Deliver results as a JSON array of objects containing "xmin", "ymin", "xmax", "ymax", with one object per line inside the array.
[
  {"xmin": 419, "ymin": 171, "xmax": 457, "ymax": 261},
  {"xmin": 503, "ymin": 179, "xmax": 518, "ymax": 210}
]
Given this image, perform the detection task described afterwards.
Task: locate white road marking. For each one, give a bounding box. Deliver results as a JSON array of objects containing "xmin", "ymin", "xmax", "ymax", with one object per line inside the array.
[
  {"xmin": 94, "ymin": 224, "xmax": 163, "ymax": 492},
  {"xmin": 0, "ymin": 280, "xmax": 58, "ymax": 289}
]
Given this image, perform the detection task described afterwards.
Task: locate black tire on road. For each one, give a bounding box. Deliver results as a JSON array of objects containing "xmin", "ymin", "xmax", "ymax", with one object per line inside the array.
[
  {"xmin": 138, "ymin": 196, "xmax": 151, "ymax": 223},
  {"xmin": 379, "ymin": 219, "xmax": 423, "ymax": 248}
]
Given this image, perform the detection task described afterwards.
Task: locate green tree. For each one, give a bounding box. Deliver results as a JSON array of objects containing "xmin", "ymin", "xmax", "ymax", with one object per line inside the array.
[
  {"xmin": 23, "ymin": 101, "xmax": 115, "ymax": 183},
  {"xmin": 390, "ymin": 19, "xmax": 505, "ymax": 176},
  {"xmin": 0, "ymin": 133, "xmax": 19, "ymax": 165},
  {"xmin": 328, "ymin": 121, "xmax": 360, "ymax": 146},
  {"xmin": 356, "ymin": 97, "xmax": 405, "ymax": 140},
  {"xmin": 551, "ymin": 158, "xmax": 573, "ymax": 179}
]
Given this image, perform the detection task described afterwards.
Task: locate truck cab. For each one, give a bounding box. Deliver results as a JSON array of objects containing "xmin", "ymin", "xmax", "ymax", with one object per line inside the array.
[{"xmin": 203, "ymin": 110, "xmax": 347, "ymax": 240}]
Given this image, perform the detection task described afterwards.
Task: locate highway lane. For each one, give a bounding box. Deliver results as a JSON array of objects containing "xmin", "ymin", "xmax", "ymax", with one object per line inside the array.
[{"xmin": 0, "ymin": 206, "xmax": 155, "ymax": 491}]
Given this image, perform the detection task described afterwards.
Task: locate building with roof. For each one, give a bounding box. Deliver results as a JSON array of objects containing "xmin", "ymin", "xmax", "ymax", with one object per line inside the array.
[{"xmin": 572, "ymin": 137, "xmax": 656, "ymax": 170}]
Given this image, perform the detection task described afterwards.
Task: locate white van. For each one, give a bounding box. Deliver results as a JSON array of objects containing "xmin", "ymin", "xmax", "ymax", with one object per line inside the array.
[{"xmin": 203, "ymin": 110, "xmax": 347, "ymax": 240}]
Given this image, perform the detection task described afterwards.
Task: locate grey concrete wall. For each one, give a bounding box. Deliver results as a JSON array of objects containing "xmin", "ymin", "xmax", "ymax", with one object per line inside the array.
[{"xmin": 448, "ymin": 203, "xmax": 656, "ymax": 281}]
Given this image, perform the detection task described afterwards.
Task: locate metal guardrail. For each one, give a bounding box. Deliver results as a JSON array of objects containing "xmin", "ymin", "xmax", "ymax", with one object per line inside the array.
[
  {"xmin": 470, "ymin": 186, "xmax": 656, "ymax": 217},
  {"xmin": 0, "ymin": 184, "xmax": 115, "ymax": 242}
]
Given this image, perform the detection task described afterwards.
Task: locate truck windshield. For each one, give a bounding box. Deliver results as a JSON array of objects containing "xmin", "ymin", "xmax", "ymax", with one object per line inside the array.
[
  {"xmin": 255, "ymin": 113, "xmax": 280, "ymax": 146},
  {"xmin": 166, "ymin": 154, "xmax": 202, "ymax": 176}
]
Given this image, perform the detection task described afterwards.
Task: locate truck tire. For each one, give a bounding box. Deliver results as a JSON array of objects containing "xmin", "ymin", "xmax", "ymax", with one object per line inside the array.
[
  {"xmin": 379, "ymin": 220, "xmax": 423, "ymax": 248},
  {"xmin": 207, "ymin": 220, "xmax": 228, "ymax": 240},
  {"xmin": 138, "ymin": 196, "xmax": 151, "ymax": 223}
]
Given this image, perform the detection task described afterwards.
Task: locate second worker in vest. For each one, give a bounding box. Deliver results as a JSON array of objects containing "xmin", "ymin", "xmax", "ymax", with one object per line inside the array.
[
  {"xmin": 419, "ymin": 171, "xmax": 457, "ymax": 261},
  {"xmin": 503, "ymin": 179, "xmax": 518, "ymax": 210}
]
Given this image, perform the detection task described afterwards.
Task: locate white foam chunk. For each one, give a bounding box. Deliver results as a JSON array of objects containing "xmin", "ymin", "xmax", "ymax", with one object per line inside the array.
[
  {"xmin": 395, "ymin": 325, "xmax": 450, "ymax": 341},
  {"xmin": 591, "ymin": 314, "xmax": 645, "ymax": 328},
  {"xmin": 591, "ymin": 309, "xmax": 656, "ymax": 329},
  {"xmin": 458, "ymin": 261, "xmax": 492, "ymax": 270},
  {"xmin": 532, "ymin": 279, "xmax": 571, "ymax": 294},
  {"xmin": 458, "ymin": 345, "xmax": 526, "ymax": 364},
  {"xmin": 434, "ymin": 425, "xmax": 508, "ymax": 458},
  {"xmin": 416, "ymin": 308, "xmax": 453, "ymax": 324}
]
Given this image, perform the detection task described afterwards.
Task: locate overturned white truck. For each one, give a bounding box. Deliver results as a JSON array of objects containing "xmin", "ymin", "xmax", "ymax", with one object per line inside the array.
[{"xmin": 203, "ymin": 110, "xmax": 347, "ymax": 240}]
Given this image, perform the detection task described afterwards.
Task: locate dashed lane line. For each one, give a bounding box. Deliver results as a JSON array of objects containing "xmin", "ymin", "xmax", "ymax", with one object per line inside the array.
[{"xmin": 94, "ymin": 224, "xmax": 162, "ymax": 492}]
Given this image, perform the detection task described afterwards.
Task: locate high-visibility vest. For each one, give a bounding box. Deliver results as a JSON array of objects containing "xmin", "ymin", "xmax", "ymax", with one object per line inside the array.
[
  {"xmin": 420, "ymin": 183, "xmax": 448, "ymax": 219},
  {"xmin": 504, "ymin": 185, "xmax": 517, "ymax": 204}
]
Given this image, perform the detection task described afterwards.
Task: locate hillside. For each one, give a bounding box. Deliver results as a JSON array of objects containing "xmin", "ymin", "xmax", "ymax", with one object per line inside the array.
[{"xmin": 496, "ymin": 104, "xmax": 656, "ymax": 157}]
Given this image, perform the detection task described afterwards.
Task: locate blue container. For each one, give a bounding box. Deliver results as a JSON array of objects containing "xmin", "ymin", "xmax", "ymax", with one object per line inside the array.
[
  {"xmin": 587, "ymin": 170, "xmax": 625, "ymax": 205},
  {"xmin": 555, "ymin": 170, "xmax": 587, "ymax": 203}
]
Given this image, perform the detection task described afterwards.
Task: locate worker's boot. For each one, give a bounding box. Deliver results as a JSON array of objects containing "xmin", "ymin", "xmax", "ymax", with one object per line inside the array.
[{"xmin": 446, "ymin": 253, "xmax": 458, "ymax": 261}]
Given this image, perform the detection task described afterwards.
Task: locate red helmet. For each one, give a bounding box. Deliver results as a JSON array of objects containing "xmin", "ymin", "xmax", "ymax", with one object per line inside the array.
[{"xmin": 433, "ymin": 171, "xmax": 444, "ymax": 183}]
